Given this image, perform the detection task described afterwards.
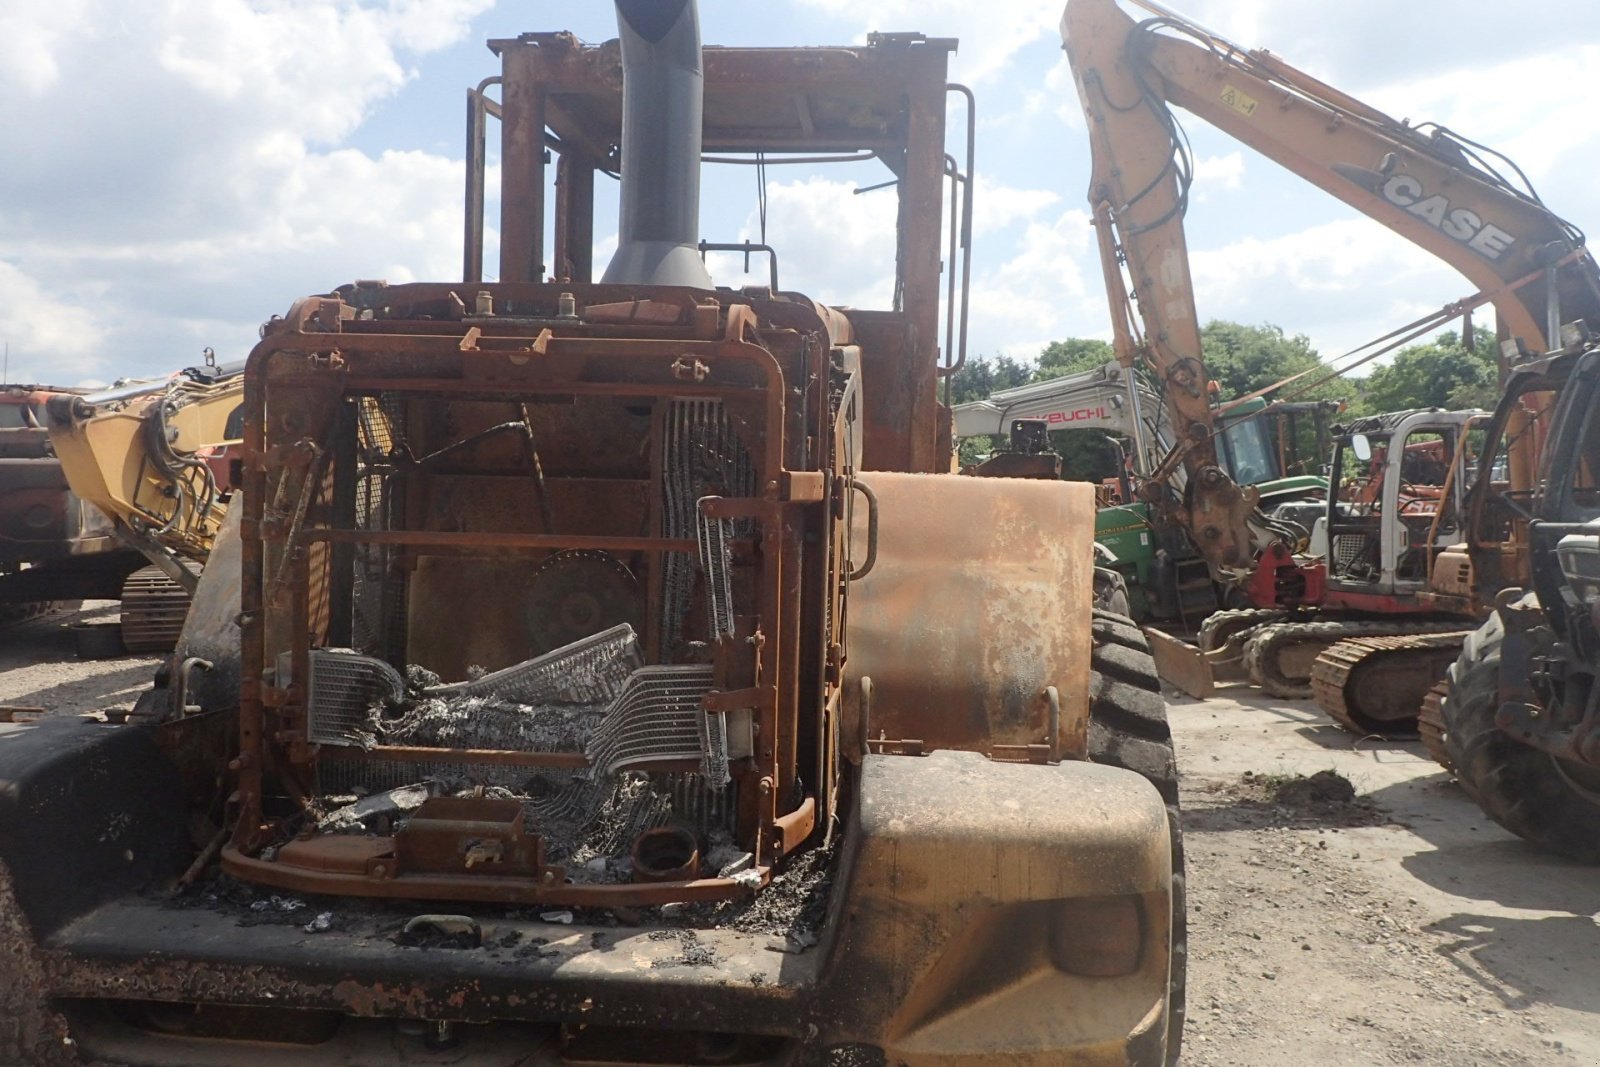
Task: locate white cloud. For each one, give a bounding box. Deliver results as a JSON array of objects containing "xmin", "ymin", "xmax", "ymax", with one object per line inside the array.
[
  {"xmin": 0, "ymin": 0, "xmax": 90, "ymax": 95},
  {"xmin": 965, "ymin": 206, "xmax": 1104, "ymax": 361},
  {"xmin": 1361, "ymin": 46, "xmax": 1600, "ymax": 188},
  {"xmin": 0, "ymin": 260, "xmax": 106, "ymax": 384},
  {"xmin": 706, "ymin": 176, "xmax": 898, "ymax": 306},
  {"xmin": 0, "ymin": 0, "xmax": 494, "ymax": 378},
  {"xmin": 1187, "ymin": 218, "xmax": 1471, "ymax": 361},
  {"xmin": 1193, "ymin": 152, "xmax": 1245, "ymax": 193},
  {"xmin": 796, "ymin": 0, "xmax": 1059, "ymax": 85},
  {"xmin": 972, "ymin": 176, "xmax": 1060, "ymax": 237}
]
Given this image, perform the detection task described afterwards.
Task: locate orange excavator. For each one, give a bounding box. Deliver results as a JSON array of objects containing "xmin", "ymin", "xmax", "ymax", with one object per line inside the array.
[{"xmin": 1061, "ymin": 0, "xmax": 1600, "ymax": 731}]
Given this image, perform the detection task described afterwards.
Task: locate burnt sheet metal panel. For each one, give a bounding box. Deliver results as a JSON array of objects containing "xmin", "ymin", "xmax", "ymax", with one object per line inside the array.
[{"xmin": 844, "ymin": 473, "xmax": 1097, "ymax": 758}]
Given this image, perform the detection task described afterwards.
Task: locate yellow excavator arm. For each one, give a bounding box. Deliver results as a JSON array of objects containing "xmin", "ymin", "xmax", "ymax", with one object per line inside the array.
[{"xmin": 44, "ymin": 364, "xmax": 243, "ymax": 593}]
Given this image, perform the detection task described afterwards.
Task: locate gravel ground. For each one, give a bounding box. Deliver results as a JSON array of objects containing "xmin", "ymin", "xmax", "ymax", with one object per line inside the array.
[
  {"xmin": 1175, "ymin": 686, "xmax": 1600, "ymax": 1066},
  {"xmin": 3, "ymin": 611, "xmax": 1597, "ymax": 1064},
  {"xmin": 0, "ymin": 601, "xmax": 161, "ymax": 717}
]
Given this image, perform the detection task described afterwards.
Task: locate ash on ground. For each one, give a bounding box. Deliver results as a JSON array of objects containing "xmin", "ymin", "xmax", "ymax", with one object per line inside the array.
[{"xmin": 692, "ymin": 838, "xmax": 837, "ymax": 940}]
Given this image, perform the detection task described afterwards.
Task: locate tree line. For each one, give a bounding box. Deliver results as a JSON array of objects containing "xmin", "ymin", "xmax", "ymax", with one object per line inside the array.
[{"xmin": 954, "ymin": 319, "xmax": 1498, "ymax": 472}]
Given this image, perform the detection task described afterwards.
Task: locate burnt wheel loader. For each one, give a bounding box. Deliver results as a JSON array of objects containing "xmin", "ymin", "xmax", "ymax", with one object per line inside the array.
[{"xmin": 0, "ymin": 4, "xmax": 1184, "ymax": 1065}]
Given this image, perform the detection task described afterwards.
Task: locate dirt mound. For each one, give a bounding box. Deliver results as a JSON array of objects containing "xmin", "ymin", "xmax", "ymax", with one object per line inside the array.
[{"xmin": 1269, "ymin": 769, "xmax": 1357, "ymax": 808}]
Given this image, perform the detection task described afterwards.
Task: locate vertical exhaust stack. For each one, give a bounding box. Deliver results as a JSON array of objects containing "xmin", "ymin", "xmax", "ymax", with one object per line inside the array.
[{"xmin": 601, "ymin": 0, "xmax": 715, "ymax": 289}]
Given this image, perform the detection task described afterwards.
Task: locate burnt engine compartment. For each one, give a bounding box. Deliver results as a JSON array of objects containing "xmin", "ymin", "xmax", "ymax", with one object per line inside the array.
[{"xmin": 222, "ymin": 285, "xmax": 856, "ymax": 909}]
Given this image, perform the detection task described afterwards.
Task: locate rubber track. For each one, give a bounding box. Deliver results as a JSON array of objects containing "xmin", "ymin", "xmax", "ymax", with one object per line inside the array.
[
  {"xmin": 1310, "ymin": 631, "xmax": 1470, "ymax": 737},
  {"xmin": 1418, "ymin": 681, "xmax": 1452, "ymax": 773},
  {"xmin": 1243, "ymin": 619, "xmax": 1467, "ymax": 701},
  {"xmin": 1089, "ymin": 607, "xmax": 1184, "ymax": 1065},
  {"xmin": 1197, "ymin": 608, "xmax": 1287, "ymax": 653},
  {"xmin": 120, "ymin": 565, "xmax": 196, "ymax": 653}
]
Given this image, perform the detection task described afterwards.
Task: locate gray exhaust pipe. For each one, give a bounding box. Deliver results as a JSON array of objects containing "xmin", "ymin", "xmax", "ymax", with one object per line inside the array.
[{"xmin": 601, "ymin": 0, "xmax": 714, "ymax": 289}]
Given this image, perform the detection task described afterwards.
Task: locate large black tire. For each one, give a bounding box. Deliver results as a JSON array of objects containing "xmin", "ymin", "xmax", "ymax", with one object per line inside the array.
[
  {"xmin": 1444, "ymin": 610, "xmax": 1600, "ymax": 863},
  {"xmin": 1093, "ymin": 566, "xmax": 1132, "ymax": 618},
  {"xmin": 1088, "ymin": 608, "xmax": 1186, "ymax": 1066}
]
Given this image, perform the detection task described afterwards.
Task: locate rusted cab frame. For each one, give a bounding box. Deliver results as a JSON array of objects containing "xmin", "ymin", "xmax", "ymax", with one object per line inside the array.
[{"xmin": 225, "ymin": 286, "xmax": 857, "ymax": 906}]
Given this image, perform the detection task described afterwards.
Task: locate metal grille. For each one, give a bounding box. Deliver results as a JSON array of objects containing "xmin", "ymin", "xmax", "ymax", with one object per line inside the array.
[
  {"xmin": 302, "ymin": 651, "xmax": 407, "ymax": 746},
  {"xmin": 697, "ymin": 500, "xmax": 736, "ymax": 639},
  {"xmin": 1332, "ymin": 534, "xmax": 1368, "ymax": 569},
  {"xmin": 659, "ymin": 400, "xmax": 756, "ymax": 655},
  {"xmin": 585, "ymin": 664, "xmax": 727, "ymax": 784},
  {"xmin": 425, "ymin": 624, "xmax": 642, "ymax": 704},
  {"xmin": 352, "ymin": 394, "xmax": 407, "ymax": 656},
  {"xmin": 317, "ymin": 757, "xmax": 530, "ymax": 796}
]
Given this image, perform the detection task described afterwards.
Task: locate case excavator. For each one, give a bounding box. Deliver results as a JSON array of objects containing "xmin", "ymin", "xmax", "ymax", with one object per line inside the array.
[{"xmin": 1061, "ymin": 0, "xmax": 1600, "ymax": 734}]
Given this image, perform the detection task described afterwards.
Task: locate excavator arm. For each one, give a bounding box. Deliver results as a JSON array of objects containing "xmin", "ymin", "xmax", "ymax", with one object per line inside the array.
[
  {"xmin": 1062, "ymin": 0, "xmax": 1291, "ymax": 582},
  {"xmin": 44, "ymin": 363, "xmax": 243, "ymax": 592},
  {"xmin": 1061, "ymin": 0, "xmax": 1600, "ymax": 595},
  {"xmin": 1069, "ymin": 0, "xmax": 1600, "ymax": 351}
]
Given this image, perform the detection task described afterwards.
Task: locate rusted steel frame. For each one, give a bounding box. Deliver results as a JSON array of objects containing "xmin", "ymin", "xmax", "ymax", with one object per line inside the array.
[
  {"xmin": 283, "ymin": 332, "xmax": 790, "ymax": 474},
  {"xmin": 553, "ymin": 148, "xmax": 596, "ymax": 283},
  {"xmin": 222, "ymin": 846, "xmax": 770, "ymax": 906},
  {"xmin": 936, "ymin": 83, "xmax": 976, "ymax": 389},
  {"xmin": 498, "ymin": 46, "xmax": 546, "ymax": 284},
  {"xmin": 307, "ymin": 529, "xmax": 702, "ymax": 554},
  {"xmin": 771, "ymin": 511, "xmax": 807, "ymax": 843},
  {"xmin": 507, "ymin": 37, "xmax": 953, "ymax": 96},
  {"xmin": 896, "ymin": 48, "xmax": 951, "ymax": 474},
  {"xmin": 463, "ymin": 76, "xmax": 501, "ymax": 283},
  {"xmin": 323, "ymin": 746, "xmax": 589, "ymax": 770},
  {"xmin": 39, "ymin": 948, "xmax": 805, "ymax": 1032},
  {"xmin": 701, "ymin": 483, "xmax": 799, "ymax": 820},
  {"xmin": 337, "ymin": 378, "xmax": 763, "ymax": 403},
  {"xmin": 234, "ymin": 343, "xmax": 283, "ymax": 842}
]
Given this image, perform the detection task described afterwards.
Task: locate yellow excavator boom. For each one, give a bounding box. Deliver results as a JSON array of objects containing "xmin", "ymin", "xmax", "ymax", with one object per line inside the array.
[{"xmin": 44, "ymin": 365, "xmax": 243, "ymax": 593}]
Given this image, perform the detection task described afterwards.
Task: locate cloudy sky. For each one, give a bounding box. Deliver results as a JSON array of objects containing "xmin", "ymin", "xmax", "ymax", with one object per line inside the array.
[{"xmin": 2, "ymin": 0, "xmax": 1597, "ymax": 386}]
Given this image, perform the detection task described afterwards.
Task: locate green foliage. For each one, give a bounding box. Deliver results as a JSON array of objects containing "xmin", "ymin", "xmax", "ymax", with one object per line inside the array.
[
  {"xmin": 1198, "ymin": 321, "xmax": 1357, "ymax": 407},
  {"xmin": 1036, "ymin": 337, "xmax": 1113, "ymax": 379},
  {"xmin": 1362, "ymin": 328, "xmax": 1498, "ymax": 413},
  {"xmin": 948, "ymin": 354, "xmax": 1031, "ymax": 404},
  {"xmin": 951, "ymin": 322, "xmax": 1498, "ymax": 482}
]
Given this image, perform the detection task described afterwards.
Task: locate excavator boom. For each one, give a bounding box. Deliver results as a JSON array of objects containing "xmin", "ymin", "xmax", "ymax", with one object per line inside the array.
[
  {"xmin": 1097, "ymin": 0, "xmax": 1600, "ymax": 351},
  {"xmin": 44, "ymin": 364, "xmax": 243, "ymax": 593},
  {"xmin": 1062, "ymin": 0, "xmax": 1600, "ymax": 608}
]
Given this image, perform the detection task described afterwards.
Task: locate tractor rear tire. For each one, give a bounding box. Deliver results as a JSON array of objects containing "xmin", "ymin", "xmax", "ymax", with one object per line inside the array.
[
  {"xmin": 1093, "ymin": 566, "xmax": 1132, "ymax": 617},
  {"xmin": 1445, "ymin": 612, "xmax": 1600, "ymax": 863},
  {"xmin": 1088, "ymin": 608, "xmax": 1186, "ymax": 1065}
]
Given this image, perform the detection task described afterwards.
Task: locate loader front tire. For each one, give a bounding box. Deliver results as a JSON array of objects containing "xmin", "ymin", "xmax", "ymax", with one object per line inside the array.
[
  {"xmin": 1088, "ymin": 608, "xmax": 1186, "ymax": 1065},
  {"xmin": 1445, "ymin": 613, "xmax": 1600, "ymax": 863}
]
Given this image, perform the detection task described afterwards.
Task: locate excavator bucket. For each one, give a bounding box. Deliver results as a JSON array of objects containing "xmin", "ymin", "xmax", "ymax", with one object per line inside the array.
[{"xmin": 1144, "ymin": 628, "xmax": 1216, "ymax": 699}]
